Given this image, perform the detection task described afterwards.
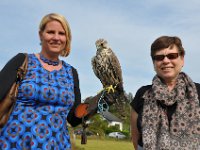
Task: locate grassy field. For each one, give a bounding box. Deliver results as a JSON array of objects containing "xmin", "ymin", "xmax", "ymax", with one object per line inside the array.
[{"xmin": 72, "ymin": 138, "xmax": 134, "ymax": 150}]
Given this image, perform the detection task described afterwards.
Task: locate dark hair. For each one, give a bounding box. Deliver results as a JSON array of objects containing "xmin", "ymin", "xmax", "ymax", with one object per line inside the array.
[{"xmin": 151, "ymin": 36, "xmax": 185, "ymax": 59}]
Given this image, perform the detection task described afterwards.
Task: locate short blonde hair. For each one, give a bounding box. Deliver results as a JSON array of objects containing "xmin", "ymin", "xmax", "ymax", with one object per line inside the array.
[{"xmin": 39, "ymin": 13, "xmax": 72, "ymax": 57}]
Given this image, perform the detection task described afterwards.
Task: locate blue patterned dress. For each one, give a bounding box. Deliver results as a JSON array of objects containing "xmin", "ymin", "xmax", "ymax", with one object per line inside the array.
[{"xmin": 0, "ymin": 54, "xmax": 76, "ymax": 150}]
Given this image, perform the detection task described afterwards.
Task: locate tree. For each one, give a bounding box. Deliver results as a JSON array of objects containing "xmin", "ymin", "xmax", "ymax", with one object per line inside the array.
[{"xmin": 87, "ymin": 114, "xmax": 108, "ymax": 137}]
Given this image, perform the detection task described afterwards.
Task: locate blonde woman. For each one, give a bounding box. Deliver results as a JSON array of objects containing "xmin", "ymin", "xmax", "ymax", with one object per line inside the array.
[{"xmin": 0, "ymin": 13, "xmax": 82, "ymax": 149}]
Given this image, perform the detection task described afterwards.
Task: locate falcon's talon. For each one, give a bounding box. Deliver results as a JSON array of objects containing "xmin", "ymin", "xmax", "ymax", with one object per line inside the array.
[{"xmin": 105, "ymin": 85, "xmax": 115, "ymax": 93}]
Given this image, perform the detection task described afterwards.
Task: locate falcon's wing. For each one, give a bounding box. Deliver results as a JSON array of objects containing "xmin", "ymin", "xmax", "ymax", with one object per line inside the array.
[
  {"xmin": 106, "ymin": 48, "xmax": 123, "ymax": 85},
  {"xmin": 92, "ymin": 53, "xmax": 115, "ymax": 87},
  {"xmin": 91, "ymin": 56, "xmax": 102, "ymax": 83}
]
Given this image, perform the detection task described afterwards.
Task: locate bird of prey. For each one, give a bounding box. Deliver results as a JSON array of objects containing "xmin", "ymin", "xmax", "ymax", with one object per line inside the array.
[{"xmin": 91, "ymin": 38, "xmax": 127, "ymax": 119}]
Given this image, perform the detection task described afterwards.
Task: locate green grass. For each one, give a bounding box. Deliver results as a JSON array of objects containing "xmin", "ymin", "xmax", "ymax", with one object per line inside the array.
[{"xmin": 72, "ymin": 138, "xmax": 134, "ymax": 150}]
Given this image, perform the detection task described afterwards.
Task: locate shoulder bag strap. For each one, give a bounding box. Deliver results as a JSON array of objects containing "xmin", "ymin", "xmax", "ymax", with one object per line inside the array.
[{"xmin": 16, "ymin": 53, "xmax": 28, "ymax": 82}]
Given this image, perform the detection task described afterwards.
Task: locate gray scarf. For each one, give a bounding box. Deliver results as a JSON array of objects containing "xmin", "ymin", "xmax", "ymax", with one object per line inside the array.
[{"xmin": 142, "ymin": 72, "xmax": 200, "ymax": 150}]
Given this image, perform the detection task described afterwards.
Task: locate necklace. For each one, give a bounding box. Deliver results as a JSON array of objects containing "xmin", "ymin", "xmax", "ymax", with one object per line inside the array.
[{"xmin": 39, "ymin": 53, "xmax": 60, "ymax": 66}]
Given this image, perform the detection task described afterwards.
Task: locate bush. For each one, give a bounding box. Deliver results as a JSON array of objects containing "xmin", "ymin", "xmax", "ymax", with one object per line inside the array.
[
  {"xmin": 104, "ymin": 126, "xmax": 121, "ymax": 135},
  {"xmin": 121, "ymin": 130, "xmax": 130, "ymax": 138}
]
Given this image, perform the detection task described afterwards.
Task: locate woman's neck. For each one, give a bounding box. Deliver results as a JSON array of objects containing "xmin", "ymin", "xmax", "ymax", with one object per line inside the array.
[
  {"xmin": 40, "ymin": 51, "xmax": 59, "ymax": 61},
  {"xmin": 165, "ymin": 80, "xmax": 177, "ymax": 91}
]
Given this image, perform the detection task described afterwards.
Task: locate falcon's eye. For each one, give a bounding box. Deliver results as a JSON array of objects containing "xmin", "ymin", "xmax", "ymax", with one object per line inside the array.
[{"xmin": 101, "ymin": 43, "xmax": 104, "ymax": 46}]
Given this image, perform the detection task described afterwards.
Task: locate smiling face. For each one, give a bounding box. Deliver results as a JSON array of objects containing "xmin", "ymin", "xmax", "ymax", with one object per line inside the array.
[
  {"xmin": 39, "ymin": 20, "xmax": 67, "ymax": 57},
  {"xmin": 153, "ymin": 45, "xmax": 184, "ymax": 84}
]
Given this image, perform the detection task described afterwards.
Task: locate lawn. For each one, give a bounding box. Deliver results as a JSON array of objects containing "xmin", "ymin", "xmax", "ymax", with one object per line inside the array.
[{"xmin": 72, "ymin": 138, "xmax": 134, "ymax": 150}]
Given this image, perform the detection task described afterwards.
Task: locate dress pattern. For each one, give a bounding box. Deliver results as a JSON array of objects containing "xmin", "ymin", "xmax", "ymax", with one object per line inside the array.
[{"xmin": 0, "ymin": 54, "xmax": 75, "ymax": 150}]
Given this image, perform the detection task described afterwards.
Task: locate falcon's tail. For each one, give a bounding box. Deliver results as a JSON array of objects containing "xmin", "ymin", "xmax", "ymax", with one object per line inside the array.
[{"xmin": 114, "ymin": 92, "xmax": 128, "ymax": 120}]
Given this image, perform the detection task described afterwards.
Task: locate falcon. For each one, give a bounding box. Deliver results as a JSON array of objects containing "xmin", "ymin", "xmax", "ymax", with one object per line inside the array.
[{"xmin": 91, "ymin": 38, "xmax": 127, "ymax": 119}]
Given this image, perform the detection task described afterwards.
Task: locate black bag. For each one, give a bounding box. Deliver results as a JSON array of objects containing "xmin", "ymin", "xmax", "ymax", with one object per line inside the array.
[{"xmin": 0, "ymin": 54, "xmax": 28, "ymax": 128}]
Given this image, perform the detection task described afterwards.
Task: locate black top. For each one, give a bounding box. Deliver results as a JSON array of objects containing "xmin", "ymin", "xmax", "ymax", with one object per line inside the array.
[
  {"xmin": 0, "ymin": 53, "xmax": 26, "ymax": 100},
  {"xmin": 130, "ymin": 83, "xmax": 200, "ymax": 146},
  {"xmin": 0, "ymin": 53, "xmax": 82, "ymax": 127}
]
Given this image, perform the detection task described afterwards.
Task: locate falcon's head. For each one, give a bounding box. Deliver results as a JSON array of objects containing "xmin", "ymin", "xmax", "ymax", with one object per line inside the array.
[{"xmin": 95, "ymin": 39, "xmax": 109, "ymax": 50}]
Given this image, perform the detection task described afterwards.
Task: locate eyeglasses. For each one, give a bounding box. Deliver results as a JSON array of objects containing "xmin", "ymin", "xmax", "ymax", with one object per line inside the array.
[{"xmin": 153, "ymin": 53, "xmax": 179, "ymax": 61}]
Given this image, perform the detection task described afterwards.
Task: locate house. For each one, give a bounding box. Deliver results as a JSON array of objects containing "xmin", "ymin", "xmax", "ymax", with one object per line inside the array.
[{"xmin": 101, "ymin": 111, "xmax": 123, "ymax": 131}]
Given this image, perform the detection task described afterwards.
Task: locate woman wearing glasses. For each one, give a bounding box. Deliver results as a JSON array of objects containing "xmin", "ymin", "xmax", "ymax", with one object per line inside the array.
[{"xmin": 130, "ymin": 36, "xmax": 200, "ymax": 150}]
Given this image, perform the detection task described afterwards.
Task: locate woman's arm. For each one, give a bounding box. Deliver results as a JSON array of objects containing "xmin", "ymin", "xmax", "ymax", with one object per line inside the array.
[
  {"xmin": 67, "ymin": 67, "xmax": 82, "ymax": 127},
  {"xmin": 131, "ymin": 109, "xmax": 140, "ymax": 150},
  {"xmin": 130, "ymin": 85, "xmax": 151, "ymax": 150},
  {"xmin": 0, "ymin": 53, "xmax": 26, "ymax": 100}
]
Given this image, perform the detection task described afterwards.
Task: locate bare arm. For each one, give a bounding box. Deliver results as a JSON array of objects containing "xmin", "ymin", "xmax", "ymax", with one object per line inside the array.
[{"xmin": 131, "ymin": 109, "xmax": 140, "ymax": 150}]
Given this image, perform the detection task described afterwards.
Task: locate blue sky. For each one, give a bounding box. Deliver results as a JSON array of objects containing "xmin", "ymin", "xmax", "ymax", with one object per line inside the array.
[{"xmin": 0, "ymin": 0, "xmax": 200, "ymax": 99}]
